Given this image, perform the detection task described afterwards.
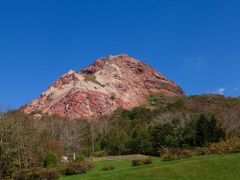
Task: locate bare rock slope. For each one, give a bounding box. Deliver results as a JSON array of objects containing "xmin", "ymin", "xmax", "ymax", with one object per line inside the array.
[{"xmin": 22, "ymin": 54, "xmax": 183, "ymax": 119}]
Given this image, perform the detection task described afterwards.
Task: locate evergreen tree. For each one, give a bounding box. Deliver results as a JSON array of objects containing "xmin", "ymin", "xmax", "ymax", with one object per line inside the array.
[
  {"xmin": 209, "ymin": 116, "xmax": 218, "ymax": 142},
  {"xmin": 195, "ymin": 114, "xmax": 209, "ymax": 146},
  {"xmin": 101, "ymin": 129, "xmax": 129, "ymax": 155},
  {"xmin": 130, "ymin": 124, "xmax": 152, "ymax": 155},
  {"xmin": 44, "ymin": 153, "xmax": 58, "ymax": 167},
  {"xmin": 150, "ymin": 123, "xmax": 174, "ymax": 154},
  {"xmin": 195, "ymin": 115, "xmax": 226, "ymax": 146}
]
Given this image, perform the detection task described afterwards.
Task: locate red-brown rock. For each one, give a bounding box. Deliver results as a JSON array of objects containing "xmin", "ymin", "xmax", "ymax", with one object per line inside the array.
[{"xmin": 22, "ymin": 54, "xmax": 184, "ymax": 118}]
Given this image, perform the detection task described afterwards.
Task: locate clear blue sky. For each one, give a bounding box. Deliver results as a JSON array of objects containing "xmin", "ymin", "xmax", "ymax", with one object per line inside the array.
[{"xmin": 0, "ymin": 0, "xmax": 240, "ymax": 109}]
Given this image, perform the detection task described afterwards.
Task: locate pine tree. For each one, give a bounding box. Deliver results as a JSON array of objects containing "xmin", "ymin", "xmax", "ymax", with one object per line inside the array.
[
  {"xmin": 195, "ymin": 115, "xmax": 209, "ymax": 146},
  {"xmin": 130, "ymin": 124, "xmax": 152, "ymax": 155}
]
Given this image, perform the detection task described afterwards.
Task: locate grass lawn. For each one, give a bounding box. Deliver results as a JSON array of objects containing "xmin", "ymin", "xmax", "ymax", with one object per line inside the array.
[{"xmin": 60, "ymin": 153, "xmax": 240, "ymax": 180}]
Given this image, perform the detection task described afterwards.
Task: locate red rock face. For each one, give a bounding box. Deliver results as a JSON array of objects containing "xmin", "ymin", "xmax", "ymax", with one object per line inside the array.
[{"xmin": 22, "ymin": 54, "xmax": 184, "ymax": 119}]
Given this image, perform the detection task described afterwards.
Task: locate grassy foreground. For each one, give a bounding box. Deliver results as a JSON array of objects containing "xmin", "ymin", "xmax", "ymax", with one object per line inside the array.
[{"xmin": 61, "ymin": 153, "xmax": 240, "ymax": 180}]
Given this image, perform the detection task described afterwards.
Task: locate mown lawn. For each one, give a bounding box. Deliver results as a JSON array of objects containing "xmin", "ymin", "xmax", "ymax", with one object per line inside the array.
[{"xmin": 61, "ymin": 153, "xmax": 240, "ymax": 180}]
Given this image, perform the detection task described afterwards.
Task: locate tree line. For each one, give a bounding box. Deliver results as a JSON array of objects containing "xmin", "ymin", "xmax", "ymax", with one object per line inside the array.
[{"xmin": 0, "ymin": 107, "xmax": 225, "ymax": 178}]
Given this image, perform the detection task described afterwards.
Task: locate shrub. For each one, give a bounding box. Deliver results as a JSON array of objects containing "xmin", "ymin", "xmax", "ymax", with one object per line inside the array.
[
  {"xmin": 93, "ymin": 151, "xmax": 108, "ymax": 157},
  {"xmin": 44, "ymin": 153, "xmax": 58, "ymax": 168},
  {"xmin": 75, "ymin": 154, "xmax": 85, "ymax": 162},
  {"xmin": 189, "ymin": 147, "xmax": 207, "ymax": 156},
  {"xmin": 206, "ymin": 137, "xmax": 240, "ymax": 155},
  {"xmin": 84, "ymin": 74, "xmax": 105, "ymax": 87},
  {"xmin": 132, "ymin": 159, "xmax": 143, "ymax": 166},
  {"xmin": 110, "ymin": 94, "xmax": 116, "ymax": 100},
  {"xmin": 102, "ymin": 165, "xmax": 114, "ymax": 171},
  {"xmin": 142, "ymin": 158, "xmax": 152, "ymax": 164},
  {"xmin": 13, "ymin": 168, "xmax": 59, "ymax": 180},
  {"xmin": 132, "ymin": 158, "xmax": 152, "ymax": 166},
  {"xmin": 148, "ymin": 93, "xmax": 167, "ymax": 106},
  {"xmin": 161, "ymin": 148, "xmax": 193, "ymax": 161},
  {"xmin": 181, "ymin": 149, "xmax": 195, "ymax": 157},
  {"xmin": 62, "ymin": 162, "xmax": 92, "ymax": 176},
  {"xmin": 161, "ymin": 150, "xmax": 179, "ymax": 161}
]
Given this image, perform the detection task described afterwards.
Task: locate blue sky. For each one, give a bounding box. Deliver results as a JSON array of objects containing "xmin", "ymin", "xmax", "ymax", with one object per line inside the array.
[{"xmin": 0, "ymin": 0, "xmax": 240, "ymax": 109}]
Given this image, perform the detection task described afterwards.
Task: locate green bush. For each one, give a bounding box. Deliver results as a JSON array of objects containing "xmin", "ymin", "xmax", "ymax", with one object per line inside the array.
[
  {"xmin": 193, "ymin": 147, "xmax": 207, "ymax": 156},
  {"xmin": 161, "ymin": 148, "xmax": 193, "ymax": 161},
  {"xmin": 207, "ymin": 137, "xmax": 240, "ymax": 155},
  {"xmin": 132, "ymin": 159, "xmax": 152, "ymax": 167},
  {"xmin": 84, "ymin": 74, "xmax": 105, "ymax": 87},
  {"xmin": 110, "ymin": 94, "xmax": 116, "ymax": 100},
  {"xmin": 62, "ymin": 162, "xmax": 92, "ymax": 176},
  {"xmin": 13, "ymin": 168, "xmax": 59, "ymax": 180},
  {"xmin": 75, "ymin": 154, "xmax": 85, "ymax": 162},
  {"xmin": 44, "ymin": 153, "xmax": 58, "ymax": 168},
  {"xmin": 93, "ymin": 151, "xmax": 108, "ymax": 157},
  {"xmin": 161, "ymin": 151, "xmax": 179, "ymax": 161},
  {"xmin": 148, "ymin": 93, "xmax": 167, "ymax": 106},
  {"xmin": 102, "ymin": 165, "xmax": 114, "ymax": 171},
  {"xmin": 132, "ymin": 159, "xmax": 143, "ymax": 166},
  {"xmin": 142, "ymin": 158, "xmax": 152, "ymax": 164}
]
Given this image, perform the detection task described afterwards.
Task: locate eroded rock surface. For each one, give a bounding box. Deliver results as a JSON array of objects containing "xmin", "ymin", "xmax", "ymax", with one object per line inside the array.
[{"xmin": 22, "ymin": 54, "xmax": 183, "ymax": 118}]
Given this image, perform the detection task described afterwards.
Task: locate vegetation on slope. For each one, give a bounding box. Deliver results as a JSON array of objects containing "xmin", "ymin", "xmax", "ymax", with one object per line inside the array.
[
  {"xmin": 147, "ymin": 94, "xmax": 240, "ymax": 135},
  {"xmin": 84, "ymin": 74, "xmax": 105, "ymax": 87},
  {"xmin": 1, "ymin": 94, "xmax": 240, "ymax": 178},
  {"xmin": 61, "ymin": 153, "xmax": 240, "ymax": 180}
]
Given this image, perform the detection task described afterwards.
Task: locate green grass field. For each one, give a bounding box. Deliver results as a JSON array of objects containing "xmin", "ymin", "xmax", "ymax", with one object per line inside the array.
[{"xmin": 61, "ymin": 153, "xmax": 240, "ymax": 180}]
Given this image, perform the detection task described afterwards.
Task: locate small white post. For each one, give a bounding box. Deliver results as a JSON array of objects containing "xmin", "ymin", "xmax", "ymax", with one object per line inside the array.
[{"xmin": 73, "ymin": 153, "xmax": 76, "ymax": 161}]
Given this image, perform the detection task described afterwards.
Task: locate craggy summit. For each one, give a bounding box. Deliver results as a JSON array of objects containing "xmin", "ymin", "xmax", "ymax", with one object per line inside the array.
[{"xmin": 22, "ymin": 54, "xmax": 183, "ymax": 118}]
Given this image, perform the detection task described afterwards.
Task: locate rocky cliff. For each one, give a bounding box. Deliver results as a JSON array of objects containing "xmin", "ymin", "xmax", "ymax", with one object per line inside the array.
[{"xmin": 22, "ymin": 54, "xmax": 183, "ymax": 119}]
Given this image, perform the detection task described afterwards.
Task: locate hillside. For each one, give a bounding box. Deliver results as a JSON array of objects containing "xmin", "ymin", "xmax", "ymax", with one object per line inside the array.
[
  {"xmin": 1, "ymin": 93, "xmax": 240, "ymax": 178},
  {"xmin": 22, "ymin": 54, "xmax": 183, "ymax": 119},
  {"xmin": 145, "ymin": 94, "xmax": 240, "ymax": 134},
  {"xmin": 61, "ymin": 153, "xmax": 240, "ymax": 180},
  {"xmin": 20, "ymin": 54, "xmax": 240, "ymax": 134}
]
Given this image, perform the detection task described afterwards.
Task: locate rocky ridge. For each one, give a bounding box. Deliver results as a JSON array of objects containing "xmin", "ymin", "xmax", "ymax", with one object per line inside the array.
[{"xmin": 22, "ymin": 54, "xmax": 183, "ymax": 119}]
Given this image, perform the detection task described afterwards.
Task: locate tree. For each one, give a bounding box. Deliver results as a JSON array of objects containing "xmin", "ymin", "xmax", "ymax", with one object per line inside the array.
[
  {"xmin": 150, "ymin": 123, "xmax": 175, "ymax": 155},
  {"xmin": 101, "ymin": 129, "xmax": 129, "ymax": 155},
  {"xmin": 130, "ymin": 124, "xmax": 152, "ymax": 155},
  {"xmin": 182, "ymin": 120, "xmax": 196, "ymax": 146},
  {"xmin": 122, "ymin": 107, "xmax": 154, "ymax": 125},
  {"xmin": 195, "ymin": 115, "xmax": 226, "ymax": 147},
  {"xmin": 209, "ymin": 116, "xmax": 226, "ymax": 142},
  {"xmin": 164, "ymin": 135, "xmax": 178, "ymax": 147},
  {"xmin": 43, "ymin": 153, "xmax": 58, "ymax": 167},
  {"xmin": 0, "ymin": 142, "xmax": 19, "ymax": 178},
  {"xmin": 195, "ymin": 115, "xmax": 210, "ymax": 146}
]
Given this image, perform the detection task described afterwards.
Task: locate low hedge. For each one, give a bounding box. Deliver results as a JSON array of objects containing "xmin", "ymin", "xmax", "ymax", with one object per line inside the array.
[
  {"xmin": 132, "ymin": 158, "xmax": 152, "ymax": 167},
  {"xmin": 207, "ymin": 137, "xmax": 240, "ymax": 155},
  {"xmin": 102, "ymin": 165, "xmax": 114, "ymax": 171},
  {"xmin": 93, "ymin": 151, "xmax": 108, "ymax": 157},
  {"xmin": 13, "ymin": 168, "xmax": 59, "ymax": 180},
  {"xmin": 61, "ymin": 162, "xmax": 92, "ymax": 176},
  {"xmin": 142, "ymin": 158, "xmax": 152, "ymax": 164},
  {"xmin": 161, "ymin": 148, "xmax": 195, "ymax": 161},
  {"xmin": 160, "ymin": 137, "xmax": 240, "ymax": 161}
]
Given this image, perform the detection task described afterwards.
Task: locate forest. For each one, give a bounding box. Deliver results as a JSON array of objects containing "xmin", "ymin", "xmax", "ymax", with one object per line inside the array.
[{"xmin": 1, "ymin": 94, "xmax": 240, "ymax": 179}]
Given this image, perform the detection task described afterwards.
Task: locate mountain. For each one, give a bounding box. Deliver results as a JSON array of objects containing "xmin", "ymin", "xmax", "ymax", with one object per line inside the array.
[
  {"xmin": 22, "ymin": 54, "xmax": 183, "ymax": 119},
  {"xmin": 146, "ymin": 94, "xmax": 240, "ymax": 134}
]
